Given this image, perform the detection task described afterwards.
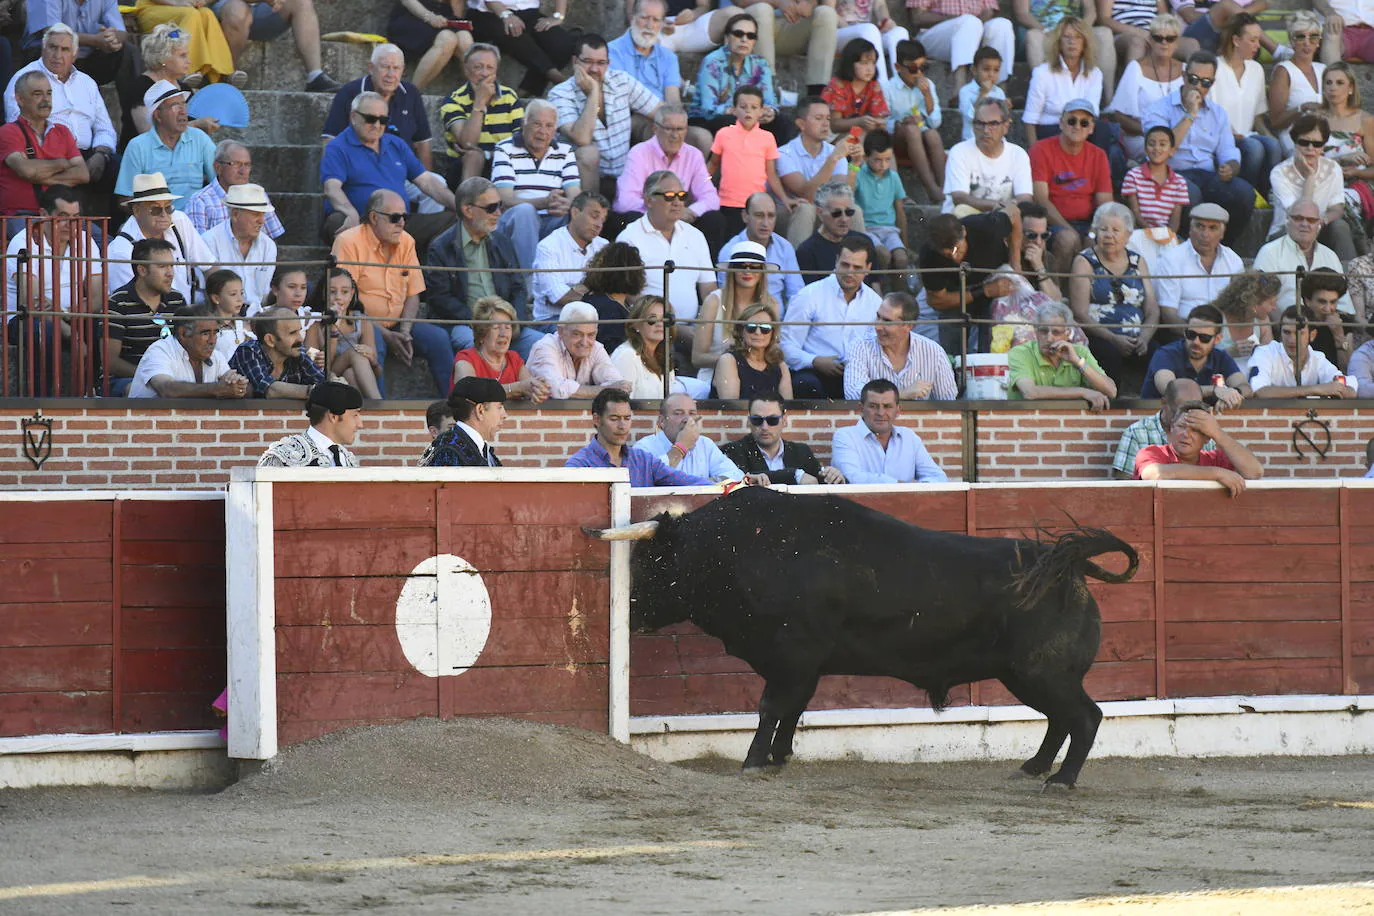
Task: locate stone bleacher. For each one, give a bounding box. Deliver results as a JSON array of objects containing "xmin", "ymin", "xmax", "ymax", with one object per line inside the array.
[{"xmin": 83, "ymin": 0, "xmax": 1374, "ymax": 401}]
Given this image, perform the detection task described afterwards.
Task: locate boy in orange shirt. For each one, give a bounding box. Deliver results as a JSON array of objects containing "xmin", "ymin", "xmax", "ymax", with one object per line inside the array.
[{"xmin": 708, "ymin": 86, "xmax": 798, "ymax": 236}]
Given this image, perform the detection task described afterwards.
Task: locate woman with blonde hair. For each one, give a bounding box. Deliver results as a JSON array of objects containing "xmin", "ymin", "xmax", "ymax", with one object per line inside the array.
[
  {"xmin": 610, "ymin": 296, "xmax": 710, "ymax": 399},
  {"xmin": 1266, "ymin": 11, "xmax": 1326, "ymax": 157},
  {"xmin": 452, "ymin": 296, "xmax": 551, "ymax": 402},
  {"xmin": 1105, "ymin": 14, "xmax": 1184, "ymax": 162},
  {"xmin": 1211, "ymin": 272, "xmax": 1279, "ymax": 376},
  {"xmin": 1023, "ymin": 17, "xmax": 1102, "ymax": 145},
  {"xmin": 118, "ymin": 23, "xmax": 222, "ymax": 147},
  {"xmin": 1318, "ymin": 62, "xmax": 1374, "ymax": 246},
  {"xmin": 133, "ymin": 1, "xmax": 244, "ymax": 88},
  {"xmin": 713, "ymin": 302, "xmax": 792, "ymax": 400},
  {"xmin": 692, "ymin": 241, "xmax": 778, "ymax": 380}
]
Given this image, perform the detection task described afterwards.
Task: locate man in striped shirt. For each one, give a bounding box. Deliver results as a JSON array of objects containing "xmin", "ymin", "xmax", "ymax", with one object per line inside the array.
[
  {"xmin": 491, "ymin": 98, "xmax": 581, "ymax": 270},
  {"xmin": 439, "ymin": 44, "xmax": 525, "ymax": 188}
]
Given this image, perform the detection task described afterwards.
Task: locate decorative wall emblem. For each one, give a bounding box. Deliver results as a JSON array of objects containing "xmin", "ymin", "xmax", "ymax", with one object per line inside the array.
[{"xmin": 20, "ymin": 411, "xmax": 52, "ymax": 469}]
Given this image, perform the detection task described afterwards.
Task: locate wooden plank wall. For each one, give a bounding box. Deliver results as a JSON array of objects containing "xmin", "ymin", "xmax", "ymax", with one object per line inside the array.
[
  {"xmin": 628, "ymin": 487, "xmax": 1362, "ymax": 717},
  {"xmin": 0, "ymin": 499, "xmax": 225, "ymax": 737},
  {"xmin": 271, "ymin": 482, "xmax": 614, "ymax": 747}
]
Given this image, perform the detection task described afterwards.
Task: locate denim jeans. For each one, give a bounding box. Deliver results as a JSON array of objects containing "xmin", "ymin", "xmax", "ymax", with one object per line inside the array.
[
  {"xmin": 373, "ymin": 321, "xmax": 456, "ymax": 397},
  {"xmin": 1236, "ymin": 134, "xmax": 1282, "ymax": 196},
  {"xmin": 1178, "ymin": 168, "xmax": 1256, "ymax": 247}
]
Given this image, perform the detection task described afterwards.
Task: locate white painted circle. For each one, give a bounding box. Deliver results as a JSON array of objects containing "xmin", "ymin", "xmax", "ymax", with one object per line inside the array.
[{"xmin": 394, "ymin": 554, "xmax": 493, "ymax": 678}]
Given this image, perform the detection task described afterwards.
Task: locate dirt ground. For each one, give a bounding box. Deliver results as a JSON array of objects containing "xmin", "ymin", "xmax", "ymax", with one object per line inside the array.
[{"xmin": 1, "ymin": 719, "xmax": 1372, "ymax": 915}]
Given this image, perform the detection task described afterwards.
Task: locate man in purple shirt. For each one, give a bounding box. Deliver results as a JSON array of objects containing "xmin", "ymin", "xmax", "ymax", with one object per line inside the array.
[
  {"xmin": 565, "ymin": 388, "xmax": 713, "ymax": 487},
  {"xmin": 613, "ymin": 103, "xmax": 725, "ymax": 249}
]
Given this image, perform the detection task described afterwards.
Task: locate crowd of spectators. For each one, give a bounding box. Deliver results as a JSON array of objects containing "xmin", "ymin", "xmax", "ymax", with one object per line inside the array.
[{"xmin": 1, "ymin": 0, "xmax": 1372, "ymax": 445}]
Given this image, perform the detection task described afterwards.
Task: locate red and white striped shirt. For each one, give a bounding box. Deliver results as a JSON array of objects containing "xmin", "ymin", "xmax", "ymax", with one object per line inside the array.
[{"xmin": 1121, "ymin": 164, "xmax": 1190, "ymax": 229}]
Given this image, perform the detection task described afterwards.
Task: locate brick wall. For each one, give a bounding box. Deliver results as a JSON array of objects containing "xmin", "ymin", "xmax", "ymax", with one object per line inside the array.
[{"xmin": 1, "ymin": 402, "xmax": 1369, "ymax": 488}]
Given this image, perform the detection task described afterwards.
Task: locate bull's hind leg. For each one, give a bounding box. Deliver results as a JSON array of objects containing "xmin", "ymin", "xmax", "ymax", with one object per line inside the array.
[
  {"xmin": 1044, "ymin": 684, "xmax": 1103, "ymax": 788},
  {"xmin": 999, "ymin": 674, "xmax": 1082, "ymax": 781}
]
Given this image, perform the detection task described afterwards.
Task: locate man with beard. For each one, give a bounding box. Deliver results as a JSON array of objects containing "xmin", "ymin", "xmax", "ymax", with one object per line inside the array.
[
  {"xmin": 722, "ymin": 391, "xmax": 846, "ymax": 484},
  {"xmin": 1140, "ymin": 304, "xmax": 1248, "ymax": 402}
]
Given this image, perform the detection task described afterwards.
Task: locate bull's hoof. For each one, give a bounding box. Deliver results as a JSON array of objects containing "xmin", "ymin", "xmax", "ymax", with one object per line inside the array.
[
  {"xmin": 768, "ymin": 753, "xmax": 792, "ymax": 767},
  {"xmin": 1041, "ymin": 776, "xmax": 1077, "ymax": 792},
  {"xmin": 741, "ymin": 759, "xmax": 772, "ymax": 773},
  {"xmin": 1019, "ymin": 760, "xmax": 1052, "ymax": 778}
]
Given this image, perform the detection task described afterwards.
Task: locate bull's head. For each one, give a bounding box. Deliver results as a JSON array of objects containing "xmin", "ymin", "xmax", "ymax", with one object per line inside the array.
[{"xmin": 583, "ymin": 516, "xmax": 689, "ymax": 632}]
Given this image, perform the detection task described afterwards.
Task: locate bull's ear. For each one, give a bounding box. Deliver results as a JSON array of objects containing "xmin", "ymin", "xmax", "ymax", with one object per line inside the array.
[{"xmin": 582, "ymin": 521, "xmax": 660, "ymax": 541}]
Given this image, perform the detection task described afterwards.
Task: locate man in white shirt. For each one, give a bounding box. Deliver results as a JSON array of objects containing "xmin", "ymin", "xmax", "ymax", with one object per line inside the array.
[
  {"xmin": 634, "ymin": 392, "xmax": 751, "ymax": 482},
  {"xmin": 720, "ymin": 192, "xmax": 804, "ymax": 308},
  {"xmin": 201, "ymin": 183, "xmax": 277, "ymax": 313},
  {"xmin": 942, "ymin": 97, "xmax": 1032, "ymax": 216},
  {"xmin": 107, "ymin": 172, "xmax": 215, "ymax": 302},
  {"xmin": 1252, "ymin": 199, "xmax": 1354, "ymax": 317},
  {"xmin": 532, "ymin": 191, "xmax": 609, "ymax": 324},
  {"xmin": 831, "ymin": 378, "xmax": 948, "ymax": 483},
  {"xmin": 4, "ymin": 185, "xmax": 103, "ymax": 321},
  {"xmin": 617, "ymin": 169, "xmax": 716, "ymax": 351},
  {"xmin": 1250, "ymin": 303, "xmax": 1358, "ymax": 398},
  {"xmin": 129, "ymin": 303, "xmax": 249, "ymax": 398},
  {"xmin": 1153, "ymin": 202, "xmax": 1244, "ymax": 329},
  {"xmin": 526, "ymin": 301, "xmax": 633, "ymax": 399},
  {"xmin": 782, "ymin": 234, "xmax": 883, "ymax": 398},
  {"xmin": 4, "ymin": 24, "xmax": 117, "ymax": 201}
]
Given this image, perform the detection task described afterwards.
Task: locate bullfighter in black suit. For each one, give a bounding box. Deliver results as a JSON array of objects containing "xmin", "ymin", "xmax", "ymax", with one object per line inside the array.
[{"xmin": 419, "ymin": 376, "xmax": 508, "ymax": 467}]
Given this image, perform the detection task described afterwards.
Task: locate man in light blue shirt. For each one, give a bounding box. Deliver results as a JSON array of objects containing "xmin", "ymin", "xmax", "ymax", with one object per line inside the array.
[
  {"xmin": 1141, "ymin": 50, "xmax": 1252, "ymax": 247},
  {"xmin": 635, "ymin": 392, "xmax": 750, "ymax": 482},
  {"xmin": 777, "ymin": 98, "xmax": 859, "ymax": 246},
  {"xmin": 719, "ymin": 192, "xmax": 803, "ymax": 307},
  {"xmin": 609, "ymin": 1, "xmax": 683, "ymax": 107},
  {"xmin": 831, "ymin": 379, "xmax": 947, "ymax": 484},
  {"xmin": 115, "ymin": 82, "xmax": 215, "ymax": 211}
]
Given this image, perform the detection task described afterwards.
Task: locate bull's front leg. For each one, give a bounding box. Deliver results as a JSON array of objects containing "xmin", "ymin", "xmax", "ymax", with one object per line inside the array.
[
  {"xmin": 768, "ymin": 674, "xmax": 820, "ymax": 766},
  {"xmin": 744, "ymin": 680, "xmax": 785, "ymax": 770}
]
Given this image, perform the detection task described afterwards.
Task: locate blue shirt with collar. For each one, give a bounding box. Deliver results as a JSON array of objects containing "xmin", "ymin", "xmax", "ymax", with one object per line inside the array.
[
  {"xmin": 26, "ymin": 0, "xmax": 122, "ymax": 51},
  {"xmin": 1139, "ymin": 339, "xmax": 1241, "ymax": 398},
  {"xmin": 830, "ymin": 421, "xmax": 947, "ymax": 484},
  {"xmin": 718, "ymin": 230, "xmax": 803, "ymax": 306},
  {"xmin": 1141, "ymin": 89, "xmax": 1240, "ymax": 173},
  {"xmin": 608, "ymin": 32, "xmax": 681, "ymax": 100},
  {"xmin": 634, "ymin": 429, "xmax": 745, "ymax": 481},
  {"xmin": 564, "ymin": 436, "xmax": 712, "ymax": 487},
  {"xmin": 115, "ymin": 126, "xmax": 216, "ymax": 210},
  {"xmin": 320, "ymin": 126, "xmax": 427, "ymax": 216},
  {"xmin": 321, "ymin": 76, "xmax": 432, "ymax": 146}
]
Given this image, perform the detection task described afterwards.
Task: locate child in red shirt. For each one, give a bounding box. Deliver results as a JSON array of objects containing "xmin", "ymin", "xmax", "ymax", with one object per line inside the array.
[
  {"xmin": 823, "ymin": 39, "xmax": 889, "ymax": 140},
  {"xmin": 708, "ymin": 85, "xmax": 797, "ymax": 232},
  {"xmin": 1121, "ymin": 125, "xmax": 1190, "ymax": 235}
]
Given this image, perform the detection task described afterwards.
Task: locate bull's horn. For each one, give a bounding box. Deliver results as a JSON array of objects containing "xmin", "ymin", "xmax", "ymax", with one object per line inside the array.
[{"xmin": 583, "ymin": 521, "xmax": 660, "ymax": 541}]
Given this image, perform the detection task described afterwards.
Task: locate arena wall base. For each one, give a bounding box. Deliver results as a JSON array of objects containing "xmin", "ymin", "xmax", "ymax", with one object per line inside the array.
[
  {"xmin": 629, "ymin": 696, "xmax": 1374, "ymax": 764},
  {"xmin": 0, "ymin": 732, "xmax": 233, "ymax": 790}
]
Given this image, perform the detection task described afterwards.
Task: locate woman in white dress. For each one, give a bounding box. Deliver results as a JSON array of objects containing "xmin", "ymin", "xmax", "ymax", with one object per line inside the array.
[
  {"xmin": 1266, "ymin": 11, "xmax": 1326, "ymax": 158},
  {"xmin": 1106, "ymin": 13, "xmax": 1183, "ymax": 163},
  {"xmin": 1209, "ymin": 12, "xmax": 1280, "ymax": 196}
]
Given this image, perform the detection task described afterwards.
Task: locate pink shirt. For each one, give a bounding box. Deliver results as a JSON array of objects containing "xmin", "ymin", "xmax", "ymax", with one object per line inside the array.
[
  {"xmin": 711, "ymin": 122, "xmax": 779, "ymax": 208},
  {"xmin": 615, "ymin": 137, "xmax": 721, "ymax": 216},
  {"xmin": 526, "ymin": 332, "xmax": 624, "ymax": 399}
]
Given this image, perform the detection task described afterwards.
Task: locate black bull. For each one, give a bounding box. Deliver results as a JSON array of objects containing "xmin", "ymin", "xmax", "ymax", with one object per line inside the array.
[{"xmin": 588, "ymin": 487, "xmax": 1139, "ymax": 787}]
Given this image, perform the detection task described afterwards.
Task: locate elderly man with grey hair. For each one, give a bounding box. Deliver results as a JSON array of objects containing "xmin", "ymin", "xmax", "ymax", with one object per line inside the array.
[
  {"xmin": 942, "ymin": 96, "xmax": 1032, "ymax": 217},
  {"xmin": 795, "ymin": 181, "xmax": 870, "ymax": 285},
  {"xmin": 617, "ymin": 169, "xmax": 716, "ymax": 327},
  {"xmin": 526, "ymin": 301, "xmax": 633, "ymax": 399},
  {"xmin": 185, "ymin": 139, "xmax": 286, "ymax": 237},
  {"xmin": 322, "ymin": 43, "xmax": 434, "ymax": 170},
  {"xmin": 439, "ymin": 43, "xmax": 523, "ymax": 187},
  {"xmin": 425, "ymin": 176, "xmax": 540, "ymax": 357},
  {"xmin": 615, "ymin": 103, "xmax": 719, "ymax": 225},
  {"xmin": 1008, "ymin": 301, "xmax": 1117, "ymax": 411},
  {"xmin": 320, "ymin": 89, "xmax": 456, "ymax": 249},
  {"xmin": 490, "ymin": 97, "xmax": 582, "ymax": 270}
]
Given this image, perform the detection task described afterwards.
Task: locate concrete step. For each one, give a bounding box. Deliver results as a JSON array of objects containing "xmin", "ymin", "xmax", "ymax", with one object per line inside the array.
[{"xmin": 267, "ymin": 192, "xmax": 323, "ymax": 246}]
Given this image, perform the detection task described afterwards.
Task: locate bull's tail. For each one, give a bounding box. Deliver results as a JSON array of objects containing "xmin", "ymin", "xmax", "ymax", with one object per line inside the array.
[{"xmin": 1013, "ymin": 526, "xmax": 1140, "ymax": 609}]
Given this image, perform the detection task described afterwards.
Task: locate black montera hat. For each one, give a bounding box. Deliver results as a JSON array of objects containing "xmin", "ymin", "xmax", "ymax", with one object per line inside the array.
[
  {"xmin": 307, "ymin": 381, "xmax": 363, "ymax": 414},
  {"xmin": 449, "ymin": 376, "xmax": 507, "ymax": 407}
]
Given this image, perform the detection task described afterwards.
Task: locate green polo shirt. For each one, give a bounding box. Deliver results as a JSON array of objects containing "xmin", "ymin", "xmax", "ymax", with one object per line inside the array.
[
  {"xmin": 1007, "ymin": 340, "xmax": 1103, "ymax": 398},
  {"xmin": 460, "ymin": 224, "xmax": 495, "ymax": 302}
]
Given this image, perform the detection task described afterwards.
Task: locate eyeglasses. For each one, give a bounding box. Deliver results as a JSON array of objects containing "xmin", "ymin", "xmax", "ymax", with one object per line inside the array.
[
  {"xmin": 215, "ymin": 159, "xmax": 252, "ymax": 169},
  {"xmin": 1149, "ymin": 32, "xmax": 1178, "ymax": 42},
  {"xmin": 577, "ymin": 56, "xmax": 610, "ymax": 67},
  {"xmin": 971, "ymin": 118, "xmax": 1006, "ymax": 130},
  {"xmin": 829, "ymin": 207, "xmax": 857, "ymax": 218},
  {"xmin": 371, "ymin": 210, "xmax": 407, "ymax": 224},
  {"xmin": 469, "ymin": 201, "xmax": 502, "ymax": 213},
  {"xmin": 1186, "ymin": 74, "xmax": 1215, "ymax": 88},
  {"xmin": 1289, "ymin": 214, "xmax": 1322, "ymax": 225},
  {"xmin": 653, "ymin": 190, "xmax": 690, "ymax": 201},
  {"xmin": 748, "ymin": 414, "xmax": 782, "ymax": 426},
  {"xmin": 1063, "ymin": 116, "xmax": 1094, "ymax": 128},
  {"xmin": 1184, "ymin": 329, "xmax": 1217, "ymax": 343},
  {"xmin": 899, "ymin": 61, "xmax": 927, "ymax": 73},
  {"xmin": 357, "ymin": 112, "xmax": 390, "ymax": 125},
  {"xmin": 1291, "ymin": 31, "xmax": 1320, "ymax": 41},
  {"xmin": 728, "ymin": 29, "xmax": 757, "ymax": 39},
  {"xmin": 744, "ymin": 322, "xmax": 773, "ymax": 333},
  {"xmin": 1294, "ymin": 137, "xmax": 1326, "ymax": 149},
  {"xmin": 1025, "ymin": 231, "xmax": 1052, "ymax": 241}
]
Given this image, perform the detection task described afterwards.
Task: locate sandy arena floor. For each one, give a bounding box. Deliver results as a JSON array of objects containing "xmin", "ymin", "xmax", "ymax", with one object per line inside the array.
[{"xmin": 1, "ymin": 719, "xmax": 1371, "ymax": 915}]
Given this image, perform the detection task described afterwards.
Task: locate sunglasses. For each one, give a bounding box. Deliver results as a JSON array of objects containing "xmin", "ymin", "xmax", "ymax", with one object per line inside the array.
[
  {"xmin": 1025, "ymin": 231, "xmax": 1052, "ymax": 241},
  {"xmin": 1292, "ymin": 31, "xmax": 1320, "ymax": 41},
  {"xmin": 1184, "ymin": 329, "xmax": 1217, "ymax": 343},
  {"xmin": 728, "ymin": 29, "xmax": 757, "ymax": 39},
  {"xmin": 1063, "ymin": 116, "xmax": 1094, "ymax": 128},
  {"xmin": 641, "ymin": 316, "xmax": 662, "ymax": 325},
  {"xmin": 1294, "ymin": 137, "xmax": 1326, "ymax": 149},
  {"xmin": 744, "ymin": 322, "xmax": 773, "ymax": 333},
  {"xmin": 1150, "ymin": 32, "xmax": 1177, "ymax": 42},
  {"xmin": 1186, "ymin": 74, "xmax": 1215, "ymax": 88},
  {"xmin": 899, "ymin": 61, "xmax": 928, "ymax": 73},
  {"xmin": 829, "ymin": 207, "xmax": 857, "ymax": 218},
  {"xmin": 1289, "ymin": 214, "xmax": 1322, "ymax": 225},
  {"xmin": 748, "ymin": 414, "xmax": 782, "ymax": 426},
  {"xmin": 469, "ymin": 201, "xmax": 502, "ymax": 213},
  {"xmin": 372, "ymin": 210, "xmax": 407, "ymax": 224},
  {"xmin": 358, "ymin": 112, "xmax": 390, "ymax": 125},
  {"xmin": 143, "ymin": 204, "xmax": 175, "ymax": 216},
  {"xmin": 654, "ymin": 190, "xmax": 690, "ymax": 201}
]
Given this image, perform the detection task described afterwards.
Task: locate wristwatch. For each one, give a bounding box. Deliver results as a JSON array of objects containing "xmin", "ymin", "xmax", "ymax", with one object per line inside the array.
[
  {"xmin": 499, "ymin": 9, "xmax": 513, "ymax": 18},
  {"xmin": 551, "ymin": 11, "xmax": 564, "ymax": 18}
]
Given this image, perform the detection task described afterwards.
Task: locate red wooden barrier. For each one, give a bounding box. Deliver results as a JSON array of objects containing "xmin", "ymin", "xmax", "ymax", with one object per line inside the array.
[{"xmin": 0, "ymin": 495, "xmax": 225, "ymax": 737}]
